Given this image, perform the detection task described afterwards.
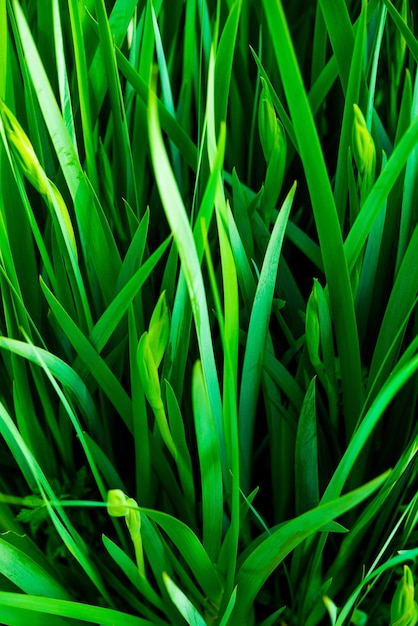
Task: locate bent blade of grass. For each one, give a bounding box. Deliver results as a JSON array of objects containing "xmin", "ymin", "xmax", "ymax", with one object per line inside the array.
[
  {"xmin": 231, "ymin": 471, "xmax": 390, "ymax": 623},
  {"xmin": 12, "ymin": 0, "xmax": 121, "ymax": 305},
  {"xmin": 0, "ymin": 337, "xmax": 102, "ymax": 439},
  {"xmin": 0, "ymin": 592, "xmax": 152, "ymax": 625},
  {"xmin": 148, "ymin": 79, "xmax": 225, "ymax": 473},
  {"xmin": 239, "ymin": 182, "xmax": 295, "ymax": 491},
  {"xmin": 0, "ymin": 133, "xmax": 58, "ymax": 296},
  {"xmin": 262, "ymin": 0, "xmax": 364, "ymax": 436},
  {"xmin": 5, "ymin": 343, "xmax": 58, "ymax": 477},
  {"xmin": 0, "ymin": 100, "xmax": 78, "ymax": 261},
  {"xmin": 0, "ymin": 105, "xmax": 92, "ymax": 332}
]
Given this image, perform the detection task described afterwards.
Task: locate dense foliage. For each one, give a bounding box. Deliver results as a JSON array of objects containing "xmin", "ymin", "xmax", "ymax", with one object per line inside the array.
[{"xmin": 0, "ymin": 1, "xmax": 417, "ymax": 624}]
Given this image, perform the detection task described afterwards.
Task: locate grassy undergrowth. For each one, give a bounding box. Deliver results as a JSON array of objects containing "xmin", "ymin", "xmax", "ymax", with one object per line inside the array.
[{"xmin": 0, "ymin": 0, "xmax": 417, "ymax": 624}]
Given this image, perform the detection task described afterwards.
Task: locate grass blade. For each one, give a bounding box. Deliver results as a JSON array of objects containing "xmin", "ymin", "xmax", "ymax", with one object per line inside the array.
[
  {"xmin": 261, "ymin": 0, "xmax": 364, "ymax": 435},
  {"xmin": 148, "ymin": 75, "xmax": 224, "ymax": 471},
  {"xmin": 239, "ymin": 182, "xmax": 295, "ymax": 490},
  {"xmin": 231, "ymin": 471, "xmax": 390, "ymax": 623},
  {"xmin": 0, "ymin": 592, "xmax": 152, "ymax": 625}
]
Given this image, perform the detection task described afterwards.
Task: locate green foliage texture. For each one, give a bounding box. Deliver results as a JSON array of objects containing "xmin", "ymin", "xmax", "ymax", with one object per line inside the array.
[{"xmin": 0, "ymin": 0, "xmax": 417, "ymax": 624}]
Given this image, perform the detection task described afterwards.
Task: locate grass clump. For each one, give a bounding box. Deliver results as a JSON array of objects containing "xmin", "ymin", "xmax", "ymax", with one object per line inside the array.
[{"xmin": 0, "ymin": 0, "xmax": 417, "ymax": 624}]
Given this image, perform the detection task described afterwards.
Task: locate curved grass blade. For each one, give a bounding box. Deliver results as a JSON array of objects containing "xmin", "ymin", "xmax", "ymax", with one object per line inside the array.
[
  {"xmin": 12, "ymin": 0, "xmax": 121, "ymax": 305},
  {"xmin": 0, "ymin": 592, "xmax": 152, "ymax": 625},
  {"xmin": 148, "ymin": 76, "xmax": 224, "ymax": 472},
  {"xmin": 0, "ymin": 337, "xmax": 102, "ymax": 437},
  {"xmin": 335, "ymin": 547, "xmax": 418, "ymax": 626},
  {"xmin": 231, "ymin": 471, "xmax": 389, "ymax": 623},
  {"xmin": 0, "ymin": 605, "xmax": 71, "ymax": 626}
]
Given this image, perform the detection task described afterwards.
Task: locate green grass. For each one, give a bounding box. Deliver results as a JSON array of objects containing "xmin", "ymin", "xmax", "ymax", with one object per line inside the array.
[{"xmin": 0, "ymin": 1, "xmax": 417, "ymax": 624}]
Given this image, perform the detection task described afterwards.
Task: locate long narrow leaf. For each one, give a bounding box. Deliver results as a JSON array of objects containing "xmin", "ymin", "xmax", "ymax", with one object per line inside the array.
[
  {"xmin": 261, "ymin": 0, "xmax": 364, "ymax": 434},
  {"xmin": 239, "ymin": 182, "xmax": 295, "ymax": 490}
]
